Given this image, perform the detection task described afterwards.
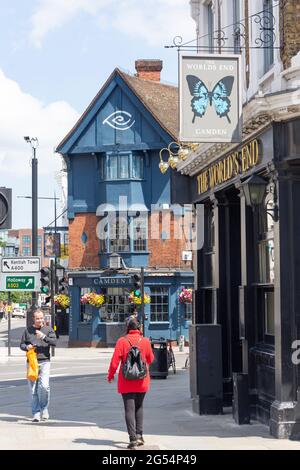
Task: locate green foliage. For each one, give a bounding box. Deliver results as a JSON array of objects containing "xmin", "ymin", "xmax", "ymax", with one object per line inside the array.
[{"xmin": 0, "ymin": 291, "xmax": 32, "ymax": 303}]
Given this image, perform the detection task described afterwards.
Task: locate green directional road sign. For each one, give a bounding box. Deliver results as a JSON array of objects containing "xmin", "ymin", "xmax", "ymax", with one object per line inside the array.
[{"xmin": 6, "ymin": 276, "xmax": 35, "ymax": 290}]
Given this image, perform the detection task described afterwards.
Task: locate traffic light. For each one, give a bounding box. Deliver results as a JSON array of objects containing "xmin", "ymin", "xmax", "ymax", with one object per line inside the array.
[
  {"xmin": 40, "ymin": 267, "xmax": 51, "ymax": 293},
  {"xmin": 58, "ymin": 276, "xmax": 68, "ymax": 295},
  {"xmin": 133, "ymin": 273, "xmax": 141, "ymax": 297}
]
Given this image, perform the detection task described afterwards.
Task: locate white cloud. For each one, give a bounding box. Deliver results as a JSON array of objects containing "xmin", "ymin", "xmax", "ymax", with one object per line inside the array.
[
  {"xmin": 30, "ymin": 0, "xmax": 195, "ymax": 48},
  {"xmin": 0, "ymin": 68, "xmax": 79, "ymax": 227},
  {"xmin": 30, "ymin": 0, "xmax": 110, "ymax": 47},
  {"xmin": 0, "ymin": 69, "xmax": 79, "ymax": 177}
]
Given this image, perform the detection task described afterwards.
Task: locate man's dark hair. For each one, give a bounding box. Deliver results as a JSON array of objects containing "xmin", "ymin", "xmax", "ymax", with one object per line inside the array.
[{"xmin": 126, "ymin": 317, "xmax": 141, "ymax": 334}]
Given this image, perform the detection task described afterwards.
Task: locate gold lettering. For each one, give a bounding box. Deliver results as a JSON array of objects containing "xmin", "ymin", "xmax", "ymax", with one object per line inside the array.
[
  {"xmin": 232, "ymin": 152, "xmax": 240, "ymax": 175},
  {"xmin": 223, "ymin": 157, "xmax": 228, "ymax": 181},
  {"xmin": 209, "ymin": 167, "xmax": 216, "ymax": 188},
  {"xmin": 241, "ymin": 147, "xmax": 249, "ymax": 172},
  {"xmin": 197, "ymin": 174, "xmax": 202, "ymax": 194},
  {"xmin": 196, "ymin": 140, "xmax": 260, "ymax": 194},
  {"xmin": 203, "ymin": 170, "xmax": 208, "ymax": 192},
  {"xmin": 252, "ymin": 139, "xmax": 259, "ymax": 166},
  {"xmin": 218, "ymin": 162, "xmax": 224, "ymax": 184}
]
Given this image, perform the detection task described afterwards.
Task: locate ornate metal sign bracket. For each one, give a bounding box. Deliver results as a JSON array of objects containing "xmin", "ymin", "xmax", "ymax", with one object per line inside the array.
[{"xmin": 165, "ymin": 2, "xmax": 282, "ymax": 53}]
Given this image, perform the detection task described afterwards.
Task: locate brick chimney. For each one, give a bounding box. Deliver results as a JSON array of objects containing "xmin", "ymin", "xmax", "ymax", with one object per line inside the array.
[{"xmin": 135, "ymin": 59, "xmax": 163, "ymax": 82}]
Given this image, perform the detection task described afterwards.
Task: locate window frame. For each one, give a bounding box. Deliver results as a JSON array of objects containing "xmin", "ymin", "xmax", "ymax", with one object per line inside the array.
[
  {"xmin": 263, "ymin": 0, "xmax": 274, "ymax": 75},
  {"xmin": 109, "ymin": 217, "xmax": 130, "ymax": 253},
  {"xmin": 100, "ymin": 215, "xmax": 149, "ymax": 254},
  {"xmin": 150, "ymin": 287, "xmax": 169, "ymax": 323},
  {"xmin": 100, "ymin": 152, "xmax": 144, "ymax": 181},
  {"xmin": 22, "ymin": 235, "xmax": 31, "ymax": 246},
  {"xmin": 184, "ymin": 302, "xmax": 193, "ymax": 322},
  {"xmin": 132, "ymin": 215, "xmax": 148, "ymax": 252},
  {"xmin": 99, "ymin": 287, "xmax": 131, "ymax": 323}
]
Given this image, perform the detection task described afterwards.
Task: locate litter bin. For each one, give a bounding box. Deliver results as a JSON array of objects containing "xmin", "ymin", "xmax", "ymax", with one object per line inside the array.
[{"xmin": 149, "ymin": 338, "xmax": 168, "ymax": 379}]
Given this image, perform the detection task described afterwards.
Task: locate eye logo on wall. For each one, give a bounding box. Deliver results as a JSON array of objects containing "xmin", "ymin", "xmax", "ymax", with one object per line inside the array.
[{"xmin": 102, "ymin": 111, "xmax": 135, "ymax": 131}]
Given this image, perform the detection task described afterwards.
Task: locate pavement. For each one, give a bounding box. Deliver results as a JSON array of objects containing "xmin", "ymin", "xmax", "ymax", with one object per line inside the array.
[{"xmin": 1, "ymin": 318, "xmax": 300, "ymax": 450}]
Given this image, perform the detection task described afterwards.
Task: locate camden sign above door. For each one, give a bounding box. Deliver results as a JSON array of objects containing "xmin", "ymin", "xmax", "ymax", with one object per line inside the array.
[{"xmin": 180, "ymin": 54, "xmax": 242, "ymax": 143}]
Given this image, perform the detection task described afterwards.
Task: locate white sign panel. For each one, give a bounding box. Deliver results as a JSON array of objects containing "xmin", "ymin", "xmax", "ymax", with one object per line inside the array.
[
  {"xmin": 1, "ymin": 257, "xmax": 41, "ymax": 273},
  {"xmin": 180, "ymin": 54, "xmax": 242, "ymax": 143}
]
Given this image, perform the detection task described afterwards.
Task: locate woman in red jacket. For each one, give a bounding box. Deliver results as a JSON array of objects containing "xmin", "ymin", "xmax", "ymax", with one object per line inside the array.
[{"xmin": 107, "ymin": 317, "xmax": 154, "ymax": 449}]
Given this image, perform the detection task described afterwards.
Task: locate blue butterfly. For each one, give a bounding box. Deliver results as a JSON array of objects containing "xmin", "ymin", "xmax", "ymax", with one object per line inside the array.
[{"xmin": 186, "ymin": 75, "xmax": 234, "ymax": 124}]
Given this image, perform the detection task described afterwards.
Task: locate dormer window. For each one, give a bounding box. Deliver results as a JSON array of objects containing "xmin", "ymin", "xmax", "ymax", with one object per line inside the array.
[{"xmin": 100, "ymin": 152, "xmax": 144, "ymax": 180}]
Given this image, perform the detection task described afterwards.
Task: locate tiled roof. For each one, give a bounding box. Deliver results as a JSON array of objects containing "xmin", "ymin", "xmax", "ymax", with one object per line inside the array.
[{"xmin": 118, "ymin": 69, "xmax": 178, "ymax": 140}]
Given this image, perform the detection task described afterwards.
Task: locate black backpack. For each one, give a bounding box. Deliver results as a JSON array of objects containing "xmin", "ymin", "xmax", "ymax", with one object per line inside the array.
[{"xmin": 122, "ymin": 336, "xmax": 147, "ymax": 380}]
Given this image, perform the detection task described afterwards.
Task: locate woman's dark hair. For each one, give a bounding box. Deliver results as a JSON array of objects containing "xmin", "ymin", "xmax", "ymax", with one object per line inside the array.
[{"xmin": 126, "ymin": 317, "xmax": 141, "ymax": 333}]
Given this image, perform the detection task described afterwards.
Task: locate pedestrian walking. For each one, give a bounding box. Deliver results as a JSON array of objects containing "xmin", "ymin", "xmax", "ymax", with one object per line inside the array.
[
  {"xmin": 20, "ymin": 308, "xmax": 57, "ymax": 422},
  {"xmin": 107, "ymin": 317, "xmax": 154, "ymax": 449},
  {"xmin": 0, "ymin": 301, "xmax": 4, "ymax": 322},
  {"xmin": 3, "ymin": 302, "xmax": 8, "ymax": 320}
]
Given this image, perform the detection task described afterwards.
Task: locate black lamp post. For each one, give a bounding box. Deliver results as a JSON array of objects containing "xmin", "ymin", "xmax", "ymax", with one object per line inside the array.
[
  {"xmin": 242, "ymin": 174, "xmax": 279, "ymax": 222},
  {"xmin": 24, "ymin": 136, "xmax": 39, "ymax": 315}
]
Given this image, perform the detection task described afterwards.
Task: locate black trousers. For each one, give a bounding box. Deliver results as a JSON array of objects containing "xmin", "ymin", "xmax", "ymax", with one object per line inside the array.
[{"xmin": 122, "ymin": 392, "xmax": 146, "ymax": 441}]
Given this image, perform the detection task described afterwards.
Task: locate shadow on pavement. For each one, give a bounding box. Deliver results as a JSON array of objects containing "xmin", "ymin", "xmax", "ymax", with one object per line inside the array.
[
  {"xmin": 0, "ymin": 372, "xmax": 275, "ymax": 441},
  {"xmin": 73, "ymin": 438, "xmax": 127, "ymax": 449}
]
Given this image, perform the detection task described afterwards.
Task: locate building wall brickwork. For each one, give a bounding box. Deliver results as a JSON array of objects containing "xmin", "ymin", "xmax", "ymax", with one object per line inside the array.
[
  {"xmin": 280, "ymin": 0, "xmax": 300, "ymax": 69},
  {"xmin": 68, "ymin": 214, "xmax": 99, "ymax": 269},
  {"xmin": 148, "ymin": 213, "xmax": 193, "ymax": 269}
]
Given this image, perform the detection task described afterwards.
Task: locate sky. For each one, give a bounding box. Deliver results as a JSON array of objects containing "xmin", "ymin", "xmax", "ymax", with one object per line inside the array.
[{"xmin": 0, "ymin": 0, "xmax": 195, "ymax": 230}]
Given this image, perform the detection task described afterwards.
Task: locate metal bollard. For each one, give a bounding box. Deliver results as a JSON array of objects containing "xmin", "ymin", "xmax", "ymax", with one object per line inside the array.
[{"xmin": 179, "ymin": 335, "xmax": 185, "ymax": 352}]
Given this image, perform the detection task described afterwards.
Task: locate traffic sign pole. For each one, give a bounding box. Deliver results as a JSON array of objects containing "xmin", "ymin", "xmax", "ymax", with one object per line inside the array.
[
  {"xmin": 50, "ymin": 259, "xmax": 55, "ymax": 358},
  {"xmin": 8, "ymin": 291, "xmax": 11, "ymax": 357},
  {"xmin": 141, "ymin": 267, "xmax": 145, "ymax": 335}
]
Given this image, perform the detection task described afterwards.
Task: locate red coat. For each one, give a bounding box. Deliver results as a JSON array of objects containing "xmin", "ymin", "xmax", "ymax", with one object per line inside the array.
[{"xmin": 107, "ymin": 330, "xmax": 154, "ymax": 394}]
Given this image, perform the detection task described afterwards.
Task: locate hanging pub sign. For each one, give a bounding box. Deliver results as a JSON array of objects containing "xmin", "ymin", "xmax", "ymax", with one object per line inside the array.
[
  {"xmin": 180, "ymin": 54, "xmax": 242, "ymax": 143},
  {"xmin": 44, "ymin": 232, "xmax": 61, "ymax": 257}
]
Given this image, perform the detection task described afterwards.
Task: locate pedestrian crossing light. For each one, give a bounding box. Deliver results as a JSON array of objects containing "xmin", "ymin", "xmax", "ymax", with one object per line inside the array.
[
  {"xmin": 58, "ymin": 277, "xmax": 68, "ymax": 294},
  {"xmin": 40, "ymin": 267, "xmax": 51, "ymax": 293},
  {"xmin": 133, "ymin": 273, "xmax": 141, "ymax": 297}
]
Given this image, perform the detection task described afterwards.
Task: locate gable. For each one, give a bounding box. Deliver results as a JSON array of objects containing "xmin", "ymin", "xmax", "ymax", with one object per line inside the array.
[{"xmin": 57, "ymin": 72, "xmax": 173, "ymax": 155}]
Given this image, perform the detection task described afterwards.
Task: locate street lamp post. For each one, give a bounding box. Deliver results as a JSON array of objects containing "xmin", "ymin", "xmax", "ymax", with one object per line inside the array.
[{"xmin": 24, "ymin": 137, "xmax": 39, "ymax": 317}]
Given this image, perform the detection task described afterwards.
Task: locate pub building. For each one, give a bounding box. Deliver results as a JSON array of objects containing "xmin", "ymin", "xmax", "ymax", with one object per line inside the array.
[
  {"xmin": 173, "ymin": 118, "xmax": 300, "ymax": 438},
  {"xmin": 56, "ymin": 60, "xmax": 194, "ymax": 348}
]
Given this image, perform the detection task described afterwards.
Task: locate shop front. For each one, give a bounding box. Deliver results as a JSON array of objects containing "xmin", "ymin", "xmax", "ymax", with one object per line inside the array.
[
  {"xmin": 181, "ymin": 119, "xmax": 300, "ymax": 438},
  {"xmin": 68, "ymin": 270, "xmax": 193, "ymax": 347}
]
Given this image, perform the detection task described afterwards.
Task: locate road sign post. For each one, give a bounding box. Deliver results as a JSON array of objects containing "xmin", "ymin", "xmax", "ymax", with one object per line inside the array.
[
  {"xmin": 7, "ymin": 292, "xmax": 11, "ymax": 357},
  {"xmin": 50, "ymin": 260, "xmax": 55, "ymax": 357}
]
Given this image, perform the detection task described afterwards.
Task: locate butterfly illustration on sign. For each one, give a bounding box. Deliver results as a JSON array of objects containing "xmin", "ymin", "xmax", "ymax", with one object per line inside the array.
[{"xmin": 186, "ymin": 75, "xmax": 234, "ymax": 124}]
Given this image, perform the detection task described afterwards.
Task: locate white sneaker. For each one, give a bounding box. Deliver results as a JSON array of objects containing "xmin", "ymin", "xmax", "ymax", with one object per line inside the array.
[
  {"xmin": 41, "ymin": 410, "xmax": 49, "ymax": 421},
  {"xmin": 32, "ymin": 413, "xmax": 40, "ymax": 422}
]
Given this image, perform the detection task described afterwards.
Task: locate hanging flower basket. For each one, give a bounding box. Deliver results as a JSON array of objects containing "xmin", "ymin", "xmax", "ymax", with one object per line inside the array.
[
  {"xmin": 128, "ymin": 291, "xmax": 150, "ymax": 305},
  {"xmin": 54, "ymin": 294, "xmax": 70, "ymax": 309},
  {"xmin": 179, "ymin": 288, "xmax": 193, "ymax": 304},
  {"xmin": 80, "ymin": 292, "xmax": 105, "ymax": 307}
]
